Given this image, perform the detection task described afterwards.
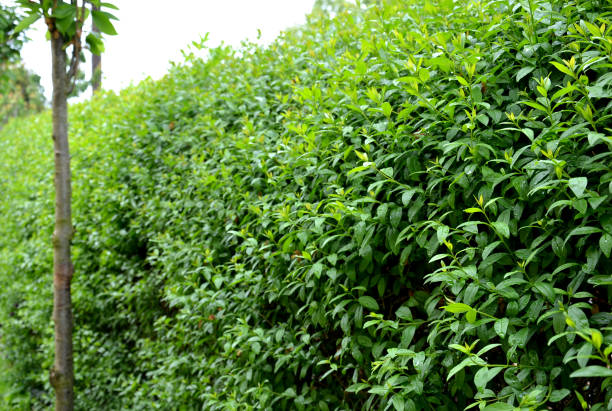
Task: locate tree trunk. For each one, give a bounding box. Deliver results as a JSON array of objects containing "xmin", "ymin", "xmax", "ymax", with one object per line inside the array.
[
  {"xmin": 49, "ymin": 32, "xmax": 74, "ymax": 411},
  {"xmin": 91, "ymin": 4, "xmax": 101, "ymax": 93}
]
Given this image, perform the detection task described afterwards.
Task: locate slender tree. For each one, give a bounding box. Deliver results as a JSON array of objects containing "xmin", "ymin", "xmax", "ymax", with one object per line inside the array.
[
  {"xmin": 91, "ymin": 3, "xmax": 101, "ymax": 93},
  {"xmin": 13, "ymin": 1, "xmax": 117, "ymax": 409}
]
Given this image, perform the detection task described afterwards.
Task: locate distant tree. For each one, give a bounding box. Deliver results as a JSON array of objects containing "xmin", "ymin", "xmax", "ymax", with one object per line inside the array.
[
  {"xmin": 1, "ymin": 4, "xmax": 45, "ymax": 126},
  {"xmin": 0, "ymin": 64, "xmax": 46, "ymax": 125},
  {"xmin": 0, "ymin": 3, "xmax": 25, "ymax": 63},
  {"xmin": 12, "ymin": 1, "xmax": 117, "ymax": 409}
]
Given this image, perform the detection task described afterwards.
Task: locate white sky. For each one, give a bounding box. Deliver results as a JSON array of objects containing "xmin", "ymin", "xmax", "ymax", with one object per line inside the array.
[{"xmin": 10, "ymin": 0, "xmax": 316, "ymax": 102}]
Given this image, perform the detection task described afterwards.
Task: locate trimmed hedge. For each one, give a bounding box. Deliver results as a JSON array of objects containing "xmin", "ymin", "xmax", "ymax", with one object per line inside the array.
[{"xmin": 1, "ymin": 0, "xmax": 611, "ymax": 409}]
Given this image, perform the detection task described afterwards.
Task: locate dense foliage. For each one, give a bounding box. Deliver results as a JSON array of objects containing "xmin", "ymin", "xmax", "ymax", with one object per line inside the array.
[
  {"xmin": 0, "ymin": 3, "xmax": 25, "ymax": 63},
  {"xmin": 1, "ymin": 4, "xmax": 45, "ymax": 126},
  {"xmin": 1, "ymin": 0, "xmax": 611, "ymax": 409},
  {"xmin": 0, "ymin": 64, "xmax": 45, "ymax": 126}
]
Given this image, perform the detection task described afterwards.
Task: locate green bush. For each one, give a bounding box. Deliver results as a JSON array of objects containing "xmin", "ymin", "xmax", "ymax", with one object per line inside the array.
[{"xmin": 1, "ymin": 0, "xmax": 611, "ymax": 409}]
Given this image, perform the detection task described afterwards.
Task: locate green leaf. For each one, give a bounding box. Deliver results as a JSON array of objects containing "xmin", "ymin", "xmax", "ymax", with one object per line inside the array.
[
  {"xmin": 381, "ymin": 102, "xmax": 392, "ymax": 118},
  {"xmin": 573, "ymin": 198, "xmax": 587, "ymax": 214},
  {"xmin": 600, "ymin": 233, "xmax": 612, "ymax": 258},
  {"xmin": 86, "ymin": 33, "xmax": 105, "ymax": 55},
  {"xmin": 311, "ymin": 262, "xmax": 323, "ymax": 278},
  {"xmin": 523, "ymin": 101, "xmax": 547, "ymax": 112},
  {"xmin": 509, "ymin": 327, "xmax": 529, "ymax": 348},
  {"xmin": 358, "ymin": 296, "xmax": 379, "ymax": 311},
  {"xmin": 494, "ymin": 318, "xmax": 509, "ymax": 338},
  {"xmin": 521, "ymin": 128, "xmax": 534, "ymax": 140},
  {"xmin": 447, "ymin": 357, "xmax": 471, "ymax": 380},
  {"xmin": 602, "ymin": 215, "xmax": 612, "ymax": 233},
  {"xmin": 587, "ymin": 132, "xmax": 606, "ymax": 146},
  {"xmin": 550, "ymin": 61, "xmax": 574, "ymax": 77},
  {"xmin": 516, "ymin": 66, "xmax": 535, "ymax": 81},
  {"xmin": 549, "ymin": 389, "xmax": 570, "ymax": 402},
  {"xmin": 401, "ymin": 326, "xmax": 416, "ymax": 347},
  {"xmin": 575, "ymin": 391, "xmax": 588, "ymax": 410},
  {"xmin": 392, "ymin": 394, "xmax": 405, "ymax": 411},
  {"xmin": 474, "ymin": 367, "xmax": 503, "ymax": 391},
  {"xmin": 570, "ymin": 366, "xmax": 612, "ymax": 378},
  {"xmin": 591, "ymin": 330, "xmax": 603, "ymax": 349},
  {"xmin": 567, "ymin": 306, "xmax": 589, "ymax": 330},
  {"xmin": 100, "ymin": 2, "xmax": 120, "ymax": 10},
  {"xmin": 587, "ymin": 85, "xmax": 610, "ymax": 98},
  {"xmin": 436, "ymin": 225, "xmax": 449, "ymax": 244},
  {"xmin": 92, "ymin": 10, "xmax": 118, "ymax": 35},
  {"xmin": 534, "ymin": 282, "xmax": 555, "ymax": 303},
  {"xmin": 401, "ymin": 189, "xmax": 417, "ymax": 206},
  {"xmin": 390, "ymin": 208, "xmax": 402, "ymax": 229},
  {"xmin": 13, "ymin": 13, "xmax": 39, "ymax": 33},
  {"xmin": 355, "ymin": 150, "xmax": 368, "ymax": 161},
  {"xmin": 418, "ymin": 68, "xmax": 430, "ymax": 82},
  {"xmin": 477, "ymin": 344, "xmax": 501, "ymax": 356},
  {"xmin": 368, "ymin": 385, "xmax": 388, "ymax": 395},
  {"xmin": 465, "ymin": 308, "xmax": 477, "ymax": 323},
  {"xmin": 52, "ymin": 3, "xmax": 76, "ymax": 19},
  {"xmin": 396, "ymin": 306, "xmax": 412, "ymax": 320},
  {"xmin": 568, "ymin": 177, "xmax": 588, "ymax": 197},
  {"xmin": 576, "ymin": 343, "xmax": 592, "ymax": 368},
  {"xmin": 443, "ymin": 302, "xmax": 472, "ymax": 314},
  {"xmin": 492, "ymin": 221, "xmax": 510, "ymax": 238},
  {"xmin": 566, "ymin": 226, "xmax": 602, "ymax": 244},
  {"xmin": 346, "ymin": 383, "xmax": 370, "ymax": 393},
  {"xmin": 456, "ymin": 75, "xmax": 469, "ymax": 86},
  {"xmin": 482, "ymin": 402, "xmax": 514, "ymax": 410},
  {"xmin": 380, "ymin": 167, "xmax": 394, "ymax": 177}
]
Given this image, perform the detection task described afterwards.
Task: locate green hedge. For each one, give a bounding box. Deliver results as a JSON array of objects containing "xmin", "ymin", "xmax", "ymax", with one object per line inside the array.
[{"xmin": 1, "ymin": 0, "xmax": 611, "ymax": 409}]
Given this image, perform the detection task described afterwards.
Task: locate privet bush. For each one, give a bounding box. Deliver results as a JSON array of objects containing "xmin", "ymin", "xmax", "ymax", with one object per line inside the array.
[{"xmin": 1, "ymin": 0, "xmax": 611, "ymax": 409}]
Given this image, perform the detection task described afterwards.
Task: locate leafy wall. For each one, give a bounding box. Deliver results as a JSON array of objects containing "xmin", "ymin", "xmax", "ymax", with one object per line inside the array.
[{"xmin": 1, "ymin": 0, "xmax": 611, "ymax": 409}]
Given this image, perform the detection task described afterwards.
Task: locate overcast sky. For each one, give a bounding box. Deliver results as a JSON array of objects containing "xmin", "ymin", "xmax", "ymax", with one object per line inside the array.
[{"xmin": 10, "ymin": 0, "xmax": 316, "ymax": 102}]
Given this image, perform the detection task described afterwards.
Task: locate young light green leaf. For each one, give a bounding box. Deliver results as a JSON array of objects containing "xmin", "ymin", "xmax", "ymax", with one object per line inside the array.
[
  {"xmin": 465, "ymin": 308, "xmax": 477, "ymax": 323},
  {"xmin": 550, "ymin": 61, "xmax": 574, "ymax": 77},
  {"xmin": 443, "ymin": 302, "xmax": 472, "ymax": 314},
  {"xmin": 456, "ymin": 75, "xmax": 469, "ymax": 86},
  {"xmin": 591, "ymin": 330, "xmax": 603, "ymax": 350}
]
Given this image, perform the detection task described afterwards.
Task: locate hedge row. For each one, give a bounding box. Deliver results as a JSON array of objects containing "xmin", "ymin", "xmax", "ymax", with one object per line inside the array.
[{"xmin": 1, "ymin": 0, "xmax": 611, "ymax": 409}]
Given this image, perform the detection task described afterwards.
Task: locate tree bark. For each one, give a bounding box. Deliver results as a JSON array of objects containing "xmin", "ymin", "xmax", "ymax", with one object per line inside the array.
[
  {"xmin": 49, "ymin": 32, "xmax": 74, "ymax": 411},
  {"xmin": 91, "ymin": 4, "xmax": 101, "ymax": 93}
]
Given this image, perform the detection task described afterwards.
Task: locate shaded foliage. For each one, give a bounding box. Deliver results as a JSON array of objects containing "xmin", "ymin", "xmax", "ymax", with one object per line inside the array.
[
  {"xmin": 0, "ymin": 4, "xmax": 45, "ymax": 126},
  {"xmin": 0, "ymin": 64, "xmax": 45, "ymax": 126}
]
